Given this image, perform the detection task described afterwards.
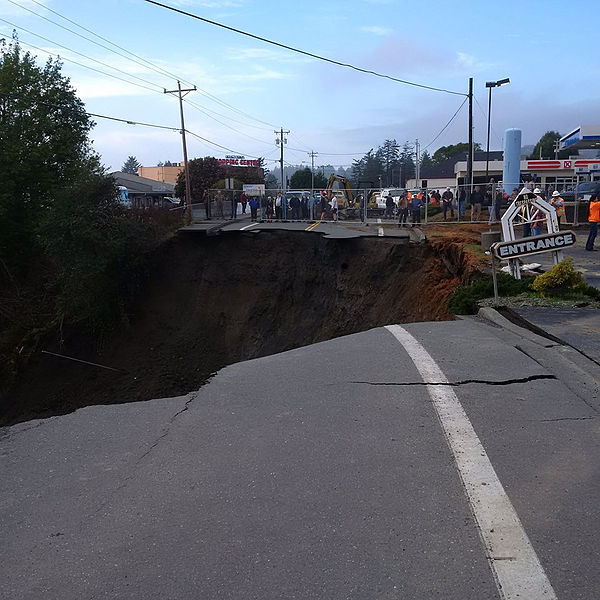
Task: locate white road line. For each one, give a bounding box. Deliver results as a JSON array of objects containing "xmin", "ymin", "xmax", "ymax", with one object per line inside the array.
[
  {"xmin": 385, "ymin": 324, "xmax": 558, "ymax": 600},
  {"xmin": 240, "ymin": 222, "xmax": 260, "ymax": 231}
]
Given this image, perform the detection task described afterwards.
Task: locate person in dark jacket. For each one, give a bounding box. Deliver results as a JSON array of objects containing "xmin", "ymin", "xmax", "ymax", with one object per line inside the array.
[
  {"xmin": 249, "ymin": 196, "xmax": 259, "ymax": 221},
  {"xmin": 441, "ymin": 187, "xmax": 454, "ymax": 220},
  {"xmin": 470, "ymin": 186, "xmax": 484, "ymax": 221},
  {"xmin": 385, "ymin": 194, "xmax": 395, "ymax": 219}
]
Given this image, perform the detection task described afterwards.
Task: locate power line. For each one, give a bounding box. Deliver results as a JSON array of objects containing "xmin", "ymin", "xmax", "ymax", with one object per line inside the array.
[
  {"xmin": 1, "ymin": 18, "xmax": 166, "ymax": 92},
  {"xmin": 143, "ymin": 0, "xmax": 467, "ymax": 97},
  {"xmin": 184, "ymin": 98, "xmax": 272, "ymax": 132},
  {"xmin": 183, "ymin": 99, "xmax": 275, "ymax": 146},
  {"xmin": 0, "ymin": 91, "xmax": 181, "ymax": 131},
  {"xmin": 185, "ymin": 129, "xmax": 266, "ymax": 159},
  {"xmin": 0, "ymin": 32, "xmax": 162, "ymax": 94},
  {"xmin": 423, "ymin": 97, "xmax": 468, "ymax": 151},
  {"xmin": 7, "ymin": 0, "xmax": 189, "ymax": 88},
  {"xmin": 9, "ymin": 0, "xmax": 277, "ymax": 129}
]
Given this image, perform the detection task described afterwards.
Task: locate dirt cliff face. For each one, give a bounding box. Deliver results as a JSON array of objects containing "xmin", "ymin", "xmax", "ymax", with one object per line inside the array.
[{"xmin": 2, "ymin": 231, "xmax": 472, "ymax": 424}]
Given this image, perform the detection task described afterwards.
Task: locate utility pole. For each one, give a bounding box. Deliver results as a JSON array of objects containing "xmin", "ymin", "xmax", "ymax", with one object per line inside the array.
[
  {"xmin": 275, "ymin": 128, "xmax": 289, "ymax": 218},
  {"xmin": 554, "ymin": 140, "xmax": 560, "ymax": 159},
  {"xmin": 415, "ymin": 139, "xmax": 420, "ymax": 186},
  {"xmin": 467, "ymin": 77, "xmax": 474, "ymax": 198},
  {"xmin": 164, "ymin": 81, "xmax": 196, "ymax": 222},
  {"xmin": 308, "ymin": 150, "xmax": 318, "ymax": 196}
]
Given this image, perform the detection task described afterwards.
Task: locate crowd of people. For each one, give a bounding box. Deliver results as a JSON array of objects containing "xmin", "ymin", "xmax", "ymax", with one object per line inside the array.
[{"xmin": 200, "ymin": 184, "xmax": 600, "ymax": 248}]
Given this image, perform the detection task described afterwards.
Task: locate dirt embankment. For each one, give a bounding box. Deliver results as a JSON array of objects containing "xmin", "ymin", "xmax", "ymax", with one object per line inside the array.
[{"xmin": 1, "ymin": 230, "xmax": 477, "ymax": 425}]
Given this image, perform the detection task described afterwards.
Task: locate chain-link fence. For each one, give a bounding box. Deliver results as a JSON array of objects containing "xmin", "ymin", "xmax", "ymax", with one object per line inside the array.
[{"xmin": 186, "ymin": 183, "xmax": 591, "ymax": 226}]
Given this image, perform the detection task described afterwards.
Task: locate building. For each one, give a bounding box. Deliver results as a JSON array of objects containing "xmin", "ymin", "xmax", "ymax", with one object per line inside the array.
[
  {"xmin": 138, "ymin": 164, "xmax": 183, "ymax": 184},
  {"xmin": 407, "ymin": 152, "xmax": 600, "ymax": 192},
  {"xmin": 111, "ymin": 171, "xmax": 176, "ymax": 208}
]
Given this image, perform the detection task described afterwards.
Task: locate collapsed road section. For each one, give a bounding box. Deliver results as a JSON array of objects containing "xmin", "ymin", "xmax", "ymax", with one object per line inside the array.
[{"xmin": 1, "ymin": 230, "xmax": 475, "ymax": 424}]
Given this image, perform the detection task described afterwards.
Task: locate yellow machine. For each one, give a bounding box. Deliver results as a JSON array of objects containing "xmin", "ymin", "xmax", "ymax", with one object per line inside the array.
[{"xmin": 325, "ymin": 174, "xmax": 353, "ymax": 208}]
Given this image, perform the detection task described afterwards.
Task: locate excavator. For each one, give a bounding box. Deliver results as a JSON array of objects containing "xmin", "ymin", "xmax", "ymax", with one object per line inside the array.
[{"xmin": 324, "ymin": 174, "xmax": 360, "ymax": 219}]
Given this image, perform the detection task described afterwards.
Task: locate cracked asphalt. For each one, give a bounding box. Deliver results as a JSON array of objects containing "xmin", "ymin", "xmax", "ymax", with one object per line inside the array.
[{"xmin": 1, "ymin": 318, "xmax": 598, "ymax": 599}]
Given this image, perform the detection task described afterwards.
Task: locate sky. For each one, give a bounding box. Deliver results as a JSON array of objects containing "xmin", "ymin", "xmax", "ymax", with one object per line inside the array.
[{"xmin": 1, "ymin": 0, "xmax": 598, "ymax": 172}]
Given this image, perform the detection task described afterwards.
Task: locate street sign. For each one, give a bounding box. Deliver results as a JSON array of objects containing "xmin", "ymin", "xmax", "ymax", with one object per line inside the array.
[{"xmin": 492, "ymin": 231, "xmax": 576, "ymax": 260}]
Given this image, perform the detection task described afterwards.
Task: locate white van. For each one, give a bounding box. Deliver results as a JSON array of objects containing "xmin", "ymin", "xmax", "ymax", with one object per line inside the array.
[{"xmin": 370, "ymin": 188, "xmax": 405, "ymax": 209}]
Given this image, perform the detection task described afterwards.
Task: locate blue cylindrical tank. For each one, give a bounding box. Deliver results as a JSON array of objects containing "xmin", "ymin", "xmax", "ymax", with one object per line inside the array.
[{"xmin": 502, "ymin": 128, "xmax": 521, "ymax": 193}]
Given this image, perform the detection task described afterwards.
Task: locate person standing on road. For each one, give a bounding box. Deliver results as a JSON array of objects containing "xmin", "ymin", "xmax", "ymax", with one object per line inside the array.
[
  {"xmin": 320, "ymin": 194, "xmax": 328, "ymax": 220},
  {"xmin": 397, "ymin": 192, "xmax": 409, "ymax": 226},
  {"xmin": 240, "ymin": 191, "xmax": 247, "ymax": 214},
  {"xmin": 410, "ymin": 192, "xmax": 423, "ymax": 226},
  {"xmin": 266, "ymin": 196, "xmax": 274, "ymax": 221},
  {"xmin": 458, "ymin": 187, "xmax": 466, "ymax": 217},
  {"xmin": 585, "ymin": 193, "xmax": 600, "ymax": 251},
  {"xmin": 470, "ymin": 186, "xmax": 484, "ymax": 221},
  {"xmin": 249, "ymin": 196, "xmax": 259, "ymax": 221},
  {"xmin": 551, "ymin": 190, "xmax": 566, "ymax": 229},
  {"xmin": 216, "ymin": 191, "xmax": 224, "ymax": 219},
  {"xmin": 275, "ymin": 193, "xmax": 282, "ymax": 220},
  {"xmin": 385, "ymin": 193, "xmax": 395, "ymax": 219},
  {"xmin": 442, "ymin": 187, "xmax": 454, "ymax": 220},
  {"xmin": 330, "ymin": 194, "xmax": 338, "ymax": 221}
]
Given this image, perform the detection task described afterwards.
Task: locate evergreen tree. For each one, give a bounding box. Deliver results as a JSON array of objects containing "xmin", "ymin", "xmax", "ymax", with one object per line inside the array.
[
  {"xmin": 399, "ymin": 142, "xmax": 416, "ymax": 187},
  {"xmin": 122, "ymin": 156, "xmax": 141, "ymax": 174}
]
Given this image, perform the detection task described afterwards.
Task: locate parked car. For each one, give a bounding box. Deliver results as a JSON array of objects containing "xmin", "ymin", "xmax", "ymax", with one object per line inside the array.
[
  {"xmin": 560, "ymin": 181, "xmax": 600, "ymax": 203},
  {"xmin": 162, "ymin": 197, "xmax": 180, "ymax": 208}
]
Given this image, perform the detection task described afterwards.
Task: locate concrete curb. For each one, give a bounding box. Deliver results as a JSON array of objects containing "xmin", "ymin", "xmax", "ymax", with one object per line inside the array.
[{"xmin": 477, "ymin": 307, "xmax": 561, "ymax": 348}]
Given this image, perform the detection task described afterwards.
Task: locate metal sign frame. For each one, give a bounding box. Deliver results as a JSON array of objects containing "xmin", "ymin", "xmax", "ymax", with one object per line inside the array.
[{"xmin": 500, "ymin": 187, "xmax": 562, "ymax": 279}]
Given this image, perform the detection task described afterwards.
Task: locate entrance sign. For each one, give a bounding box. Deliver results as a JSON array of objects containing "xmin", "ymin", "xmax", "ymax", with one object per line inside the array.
[
  {"xmin": 492, "ymin": 231, "xmax": 576, "ymax": 260},
  {"xmin": 500, "ymin": 187, "xmax": 563, "ymax": 279}
]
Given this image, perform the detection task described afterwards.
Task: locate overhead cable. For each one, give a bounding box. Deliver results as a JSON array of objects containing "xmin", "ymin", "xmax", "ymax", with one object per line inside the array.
[
  {"xmin": 423, "ymin": 97, "xmax": 468, "ymax": 150},
  {"xmin": 144, "ymin": 0, "xmax": 467, "ymax": 97},
  {"xmin": 0, "ymin": 32, "xmax": 162, "ymax": 94},
  {"xmin": 1, "ymin": 18, "xmax": 166, "ymax": 92},
  {"xmin": 9, "ymin": 0, "xmax": 277, "ymax": 129}
]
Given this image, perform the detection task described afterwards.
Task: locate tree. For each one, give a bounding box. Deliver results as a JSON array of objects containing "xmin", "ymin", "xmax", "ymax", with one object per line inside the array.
[
  {"xmin": 420, "ymin": 150, "xmax": 433, "ymax": 170},
  {"xmin": 378, "ymin": 139, "xmax": 400, "ymax": 186},
  {"xmin": 289, "ymin": 167, "xmax": 327, "ymax": 189},
  {"xmin": 0, "ymin": 37, "xmax": 98, "ymax": 275},
  {"xmin": 351, "ymin": 149, "xmax": 384, "ymax": 188},
  {"xmin": 157, "ymin": 160, "xmax": 177, "ymax": 167},
  {"xmin": 121, "ymin": 156, "xmax": 141, "ymax": 174},
  {"xmin": 399, "ymin": 142, "xmax": 416, "ymax": 187},
  {"xmin": 174, "ymin": 157, "xmax": 222, "ymax": 201},
  {"xmin": 529, "ymin": 131, "xmax": 576, "ymax": 160},
  {"xmin": 431, "ymin": 142, "xmax": 481, "ymax": 164}
]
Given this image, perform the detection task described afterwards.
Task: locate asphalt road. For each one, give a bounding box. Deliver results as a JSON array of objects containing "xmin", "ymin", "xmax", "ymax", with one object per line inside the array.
[{"xmin": 1, "ymin": 318, "xmax": 598, "ymax": 599}]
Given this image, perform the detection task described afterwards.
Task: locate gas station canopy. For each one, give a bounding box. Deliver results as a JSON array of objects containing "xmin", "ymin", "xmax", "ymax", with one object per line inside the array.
[{"xmin": 560, "ymin": 125, "xmax": 600, "ymax": 151}]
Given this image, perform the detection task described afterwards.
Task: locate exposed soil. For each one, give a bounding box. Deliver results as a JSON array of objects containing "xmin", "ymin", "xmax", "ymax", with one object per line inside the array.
[{"xmin": 1, "ymin": 229, "xmax": 479, "ymax": 425}]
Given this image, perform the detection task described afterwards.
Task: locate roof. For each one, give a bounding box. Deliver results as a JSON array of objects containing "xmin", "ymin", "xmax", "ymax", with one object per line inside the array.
[
  {"xmin": 420, "ymin": 151, "xmax": 503, "ymax": 179},
  {"xmin": 110, "ymin": 171, "xmax": 175, "ymax": 194}
]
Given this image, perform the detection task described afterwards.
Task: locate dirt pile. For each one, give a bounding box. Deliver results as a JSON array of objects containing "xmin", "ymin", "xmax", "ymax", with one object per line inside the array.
[{"xmin": 1, "ymin": 230, "xmax": 475, "ymax": 424}]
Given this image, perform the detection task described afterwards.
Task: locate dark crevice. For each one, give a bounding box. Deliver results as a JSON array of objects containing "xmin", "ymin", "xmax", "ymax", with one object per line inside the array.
[{"xmin": 350, "ymin": 374, "xmax": 556, "ymax": 387}]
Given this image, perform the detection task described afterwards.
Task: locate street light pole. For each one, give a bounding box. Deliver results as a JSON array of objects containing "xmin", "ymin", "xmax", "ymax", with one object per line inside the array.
[
  {"xmin": 308, "ymin": 150, "xmax": 318, "ymax": 197},
  {"xmin": 485, "ymin": 77, "xmax": 510, "ymax": 182}
]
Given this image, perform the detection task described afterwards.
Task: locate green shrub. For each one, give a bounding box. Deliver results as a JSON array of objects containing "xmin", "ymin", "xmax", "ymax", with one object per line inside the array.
[
  {"xmin": 448, "ymin": 272, "xmax": 534, "ymax": 314},
  {"xmin": 531, "ymin": 258, "xmax": 592, "ymax": 298}
]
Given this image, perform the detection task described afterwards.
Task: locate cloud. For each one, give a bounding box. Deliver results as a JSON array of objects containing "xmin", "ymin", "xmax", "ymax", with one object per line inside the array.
[
  {"xmin": 360, "ymin": 26, "xmax": 393, "ymax": 36},
  {"xmin": 455, "ymin": 51, "xmax": 494, "ymax": 73}
]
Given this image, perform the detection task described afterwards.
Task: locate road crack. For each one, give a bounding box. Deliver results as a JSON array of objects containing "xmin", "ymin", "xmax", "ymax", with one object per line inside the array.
[{"xmin": 350, "ymin": 374, "xmax": 556, "ymax": 387}]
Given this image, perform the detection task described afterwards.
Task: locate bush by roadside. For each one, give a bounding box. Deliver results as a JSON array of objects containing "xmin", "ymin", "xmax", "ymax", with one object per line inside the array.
[{"xmin": 449, "ymin": 259, "xmax": 600, "ymax": 315}]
